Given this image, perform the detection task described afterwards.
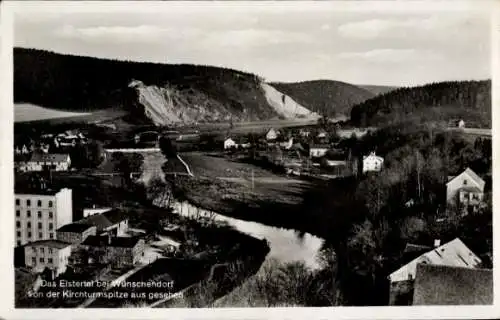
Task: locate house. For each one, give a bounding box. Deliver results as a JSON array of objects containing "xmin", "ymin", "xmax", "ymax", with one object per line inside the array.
[
  {"xmin": 279, "ymin": 137, "xmax": 294, "ymax": 150},
  {"xmin": 362, "ymin": 152, "xmax": 384, "ymax": 173},
  {"xmin": 24, "ymin": 240, "xmax": 72, "ymax": 278},
  {"xmin": 413, "ymin": 264, "xmax": 492, "ymax": 305},
  {"xmin": 75, "ymin": 209, "xmax": 128, "ymax": 236},
  {"xmin": 57, "ymin": 223, "xmax": 97, "ymax": 244},
  {"xmin": 388, "ymin": 238, "xmax": 482, "ymax": 305},
  {"xmin": 17, "ymin": 153, "xmax": 71, "ymax": 172},
  {"xmin": 80, "ymin": 235, "xmax": 145, "ymax": 268},
  {"xmin": 223, "ymin": 138, "xmax": 237, "ymax": 150},
  {"xmin": 82, "ymin": 206, "xmax": 112, "ymax": 218},
  {"xmin": 388, "ymin": 238, "xmax": 481, "ymax": 283},
  {"xmin": 15, "ymin": 188, "xmax": 73, "ymax": 247},
  {"xmin": 457, "ymin": 119, "xmax": 466, "ymax": 128},
  {"xmin": 446, "ymin": 168, "xmax": 485, "ymax": 211},
  {"xmin": 266, "ymin": 128, "xmax": 279, "ymax": 141},
  {"xmin": 299, "ymin": 129, "xmax": 310, "ymax": 138},
  {"xmin": 317, "ymin": 130, "xmax": 327, "ymax": 139},
  {"xmin": 309, "ymin": 144, "xmax": 329, "ymax": 158}
]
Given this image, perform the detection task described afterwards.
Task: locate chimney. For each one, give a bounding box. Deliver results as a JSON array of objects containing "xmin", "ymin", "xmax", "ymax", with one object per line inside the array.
[{"xmin": 434, "ymin": 239, "xmax": 441, "ymax": 248}]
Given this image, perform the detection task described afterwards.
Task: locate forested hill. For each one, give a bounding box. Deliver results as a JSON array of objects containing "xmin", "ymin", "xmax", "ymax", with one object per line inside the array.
[
  {"xmin": 350, "ymin": 80, "xmax": 491, "ymax": 128},
  {"xmin": 357, "ymin": 85, "xmax": 396, "ymax": 96},
  {"xmin": 14, "ymin": 48, "xmax": 288, "ymax": 124},
  {"xmin": 270, "ymin": 80, "xmax": 376, "ymax": 118}
]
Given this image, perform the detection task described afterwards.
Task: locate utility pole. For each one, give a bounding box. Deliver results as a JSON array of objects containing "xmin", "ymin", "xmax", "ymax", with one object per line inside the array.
[{"xmin": 251, "ymin": 169, "xmax": 254, "ymax": 191}]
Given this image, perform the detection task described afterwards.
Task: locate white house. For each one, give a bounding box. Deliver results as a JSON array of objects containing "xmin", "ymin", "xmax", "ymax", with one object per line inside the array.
[
  {"xmin": 266, "ymin": 128, "xmax": 278, "ymax": 141},
  {"xmin": 458, "ymin": 119, "xmax": 466, "ymax": 128},
  {"xmin": 317, "ymin": 130, "xmax": 327, "ymax": 139},
  {"xmin": 446, "ymin": 168, "xmax": 485, "ymax": 209},
  {"xmin": 24, "ymin": 240, "xmax": 72, "ymax": 278},
  {"xmin": 224, "ymin": 138, "xmax": 237, "ymax": 150},
  {"xmin": 279, "ymin": 137, "xmax": 294, "ymax": 150},
  {"xmin": 17, "ymin": 153, "xmax": 71, "ymax": 172},
  {"xmin": 362, "ymin": 152, "xmax": 384, "ymax": 173},
  {"xmin": 309, "ymin": 144, "xmax": 329, "ymax": 158},
  {"xmin": 388, "ymin": 238, "xmax": 481, "ymax": 283}
]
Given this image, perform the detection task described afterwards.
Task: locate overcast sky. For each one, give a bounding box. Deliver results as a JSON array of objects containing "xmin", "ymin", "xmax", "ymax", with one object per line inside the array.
[{"xmin": 12, "ymin": 1, "xmax": 492, "ymax": 86}]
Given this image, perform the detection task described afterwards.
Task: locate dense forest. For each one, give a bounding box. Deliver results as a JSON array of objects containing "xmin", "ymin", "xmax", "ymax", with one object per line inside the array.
[
  {"xmin": 270, "ymin": 80, "xmax": 376, "ymax": 118},
  {"xmin": 350, "ymin": 80, "xmax": 491, "ymax": 128},
  {"xmin": 14, "ymin": 48, "xmax": 276, "ymax": 123}
]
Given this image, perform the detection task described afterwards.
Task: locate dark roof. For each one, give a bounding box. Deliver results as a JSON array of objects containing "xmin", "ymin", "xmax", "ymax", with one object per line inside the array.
[
  {"xmin": 15, "ymin": 186, "xmax": 67, "ymax": 196},
  {"xmin": 75, "ymin": 209, "xmax": 128, "ymax": 230},
  {"xmin": 310, "ymin": 144, "xmax": 330, "ymax": 149},
  {"xmin": 25, "ymin": 240, "xmax": 72, "ymax": 249},
  {"xmin": 82, "ymin": 235, "xmax": 141, "ymax": 248},
  {"xmin": 404, "ymin": 243, "xmax": 432, "ymax": 254},
  {"xmin": 30, "ymin": 153, "xmax": 70, "ymax": 163},
  {"xmin": 57, "ymin": 223, "xmax": 94, "ymax": 233},
  {"xmin": 413, "ymin": 264, "xmax": 493, "ymax": 305}
]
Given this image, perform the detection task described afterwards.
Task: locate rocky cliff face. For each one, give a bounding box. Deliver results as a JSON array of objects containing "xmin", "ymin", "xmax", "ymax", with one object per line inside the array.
[{"xmin": 129, "ymin": 80, "xmax": 319, "ymax": 126}]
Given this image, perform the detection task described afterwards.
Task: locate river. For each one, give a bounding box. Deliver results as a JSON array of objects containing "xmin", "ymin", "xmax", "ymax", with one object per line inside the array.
[
  {"xmin": 140, "ymin": 151, "xmax": 325, "ymax": 270},
  {"xmin": 171, "ymin": 200, "xmax": 324, "ymax": 270}
]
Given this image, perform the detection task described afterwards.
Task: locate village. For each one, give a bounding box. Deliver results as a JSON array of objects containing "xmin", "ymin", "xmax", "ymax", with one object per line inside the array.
[{"xmin": 12, "ymin": 114, "xmax": 492, "ymax": 307}]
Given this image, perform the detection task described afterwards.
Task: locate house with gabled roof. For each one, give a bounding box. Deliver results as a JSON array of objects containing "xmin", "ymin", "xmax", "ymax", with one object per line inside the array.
[
  {"xmin": 388, "ymin": 238, "xmax": 483, "ymax": 305},
  {"xmin": 446, "ymin": 168, "xmax": 485, "ymax": 211},
  {"xmin": 74, "ymin": 209, "xmax": 128, "ymax": 237},
  {"xmin": 389, "ymin": 238, "xmax": 482, "ymax": 283}
]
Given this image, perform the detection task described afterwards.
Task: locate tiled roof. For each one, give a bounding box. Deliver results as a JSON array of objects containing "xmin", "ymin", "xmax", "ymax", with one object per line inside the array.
[
  {"xmin": 30, "ymin": 153, "xmax": 70, "ymax": 163},
  {"xmin": 447, "ymin": 168, "xmax": 485, "ymax": 190},
  {"xmin": 25, "ymin": 240, "xmax": 72, "ymax": 249},
  {"xmin": 413, "ymin": 264, "xmax": 493, "ymax": 305},
  {"xmin": 389, "ymin": 238, "xmax": 482, "ymax": 282},
  {"xmin": 82, "ymin": 235, "xmax": 141, "ymax": 248},
  {"xmin": 56, "ymin": 223, "xmax": 94, "ymax": 233},
  {"xmin": 75, "ymin": 209, "xmax": 127, "ymax": 231},
  {"xmin": 310, "ymin": 144, "xmax": 330, "ymax": 149}
]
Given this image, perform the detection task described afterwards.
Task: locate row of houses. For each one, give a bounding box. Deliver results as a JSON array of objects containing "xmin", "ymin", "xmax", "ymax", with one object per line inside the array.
[
  {"xmin": 15, "ymin": 153, "xmax": 72, "ymax": 172},
  {"xmin": 15, "ymin": 187, "xmax": 144, "ymax": 279}
]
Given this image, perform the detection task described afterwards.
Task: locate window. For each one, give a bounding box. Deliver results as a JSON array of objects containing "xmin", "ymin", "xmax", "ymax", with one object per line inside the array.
[
  {"xmin": 38, "ymin": 222, "xmax": 43, "ymax": 229},
  {"xmin": 26, "ymin": 199, "xmax": 31, "ymax": 206},
  {"xmin": 38, "ymin": 211, "xmax": 42, "ymax": 218},
  {"xmin": 40, "ymin": 257, "xmax": 44, "ymax": 263},
  {"xmin": 28, "ymin": 232, "xmax": 32, "ymax": 238},
  {"xmin": 32, "ymin": 257, "xmax": 36, "ymax": 264},
  {"xmin": 48, "ymin": 248, "xmax": 53, "ymax": 254},
  {"xmin": 48, "ymin": 201, "xmax": 53, "ymax": 208},
  {"xmin": 463, "ymin": 179, "xmax": 468, "ymax": 185},
  {"xmin": 37, "ymin": 200, "xmax": 42, "ymax": 207},
  {"xmin": 49, "ymin": 212, "xmax": 53, "ymax": 219},
  {"xmin": 16, "ymin": 231, "xmax": 21, "ymax": 237},
  {"xmin": 49, "ymin": 223, "xmax": 53, "ymax": 230},
  {"xmin": 17, "ymin": 241, "xmax": 21, "ymax": 247},
  {"xmin": 48, "ymin": 258, "xmax": 53, "ymax": 264},
  {"xmin": 15, "ymin": 199, "xmax": 20, "ymax": 206},
  {"xmin": 27, "ymin": 222, "xmax": 31, "ymax": 228},
  {"xmin": 40, "ymin": 247, "xmax": 44, "ymax": 253},
  {"xmin": 27, "ymin": 210, "xmax": 31, "ymax": 218},
  {"xmin": 38, "ymin": 232, "xmax": 42, "ymax": 239},
  {"xmin": 16, "ymin": 221, "xmax": 20, "ymax": 228},
  {"xmin": 16, "ymin": 210, "xmax": 20, "ymax": 217},
  {"xmin": 49, "ymin": 233, "xmax": 54, "ymax": 239}
]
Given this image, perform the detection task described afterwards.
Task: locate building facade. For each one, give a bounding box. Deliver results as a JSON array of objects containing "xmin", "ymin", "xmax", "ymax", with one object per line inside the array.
[
  {"xmin": 15, "ymin": 188, "xmax": 73, "ymax": 247},
  {"xmin": 309, "ymin": 145, "xmax": 329, "ymax": 158},
  {"xmin": 24, "ymin": 240, "xmax": 72, "ymax": 278},
  {"xmin": 223, "ymin": 138, "xmax": 236, "ymax": 150},
  {"xmin": 17, "ymin": 153, "xmax": 71, "ymax": 172},
  {"xmin": 446, "ymin": 168, "xmax": 485, "ymax": 210},
  {"xmin": 362, "ymin": 152, "xmax": 384, "ymax": 173},
  {"xmin": 80, "ymin": 235, "xmax": 145, "ymax": 268}
]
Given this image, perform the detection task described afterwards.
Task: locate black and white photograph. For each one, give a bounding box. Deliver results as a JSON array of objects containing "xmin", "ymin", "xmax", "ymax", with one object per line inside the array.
[{"xmin": 1, "ymin": 0, "xmax": 497, "ymax": 316}]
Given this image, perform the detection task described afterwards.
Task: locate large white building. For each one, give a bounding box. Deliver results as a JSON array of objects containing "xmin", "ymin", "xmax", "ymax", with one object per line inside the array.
[
  {"xmin": 362, "ymin": 152, "xmax": 384, "ymax": 173},
  {"xmin": 17, "ymin": 153, "xmax": 71, "ymax": 172},
  {"xmin": 24, "ymin": 240, "xmax": 72, "ymax": 278},
  {"xmin": 15, "ymin": 188, "xmax": 73, "ymax": 247}
]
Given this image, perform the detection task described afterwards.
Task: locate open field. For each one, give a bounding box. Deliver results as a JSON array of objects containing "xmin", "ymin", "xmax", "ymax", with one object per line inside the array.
[{"xmin": 15, "ymin": 103, "xmax": 126, "ymax": 123}]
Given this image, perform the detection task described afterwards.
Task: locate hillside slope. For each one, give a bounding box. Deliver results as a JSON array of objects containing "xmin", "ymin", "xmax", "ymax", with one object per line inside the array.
[
  {"xmin": 357, "ymin": 85, "xmax": 396, "ymax": 96},
  {"xmin": 350, "ymin": 80, "xmax": 491, "ymax": 128},
  {"xmin": 270, "ymin": 80, "xmax": 375, "ymax": 117},
  {"xmin": 14, "ymin": 48, "xmax": 315, "ymax": 126}
]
